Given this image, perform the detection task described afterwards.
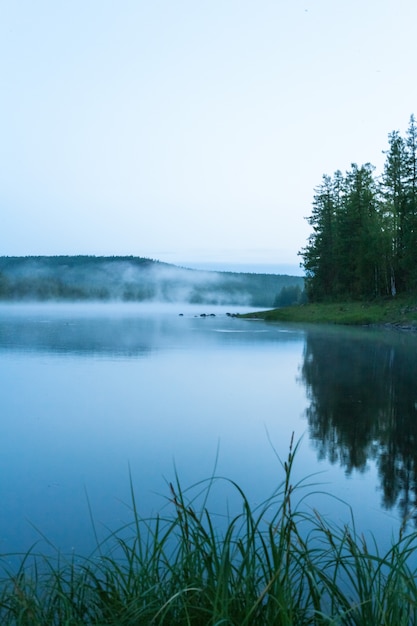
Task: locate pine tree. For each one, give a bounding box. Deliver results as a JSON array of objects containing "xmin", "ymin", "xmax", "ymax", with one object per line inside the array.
[
  {"xmin": 336, "ymin": 163, "xmax": 384, "ymax": 298},
  {"xmin": 382, "ymin": 131, "xmax": 415, "ymax": 293},
  {"xmin": 404, "ymin": 114, "xmax": 417, "ymax": 289},
  {"xmin": 300, "ymin": 174, "xmax": 338, "ymax": 300},
  {"xmin": 405, "ymin": 114, "xmax": 417, "ymax": 211},
  {"xmin": 300, "ymin": 115, "xmax": 417, "ymax": 301}
]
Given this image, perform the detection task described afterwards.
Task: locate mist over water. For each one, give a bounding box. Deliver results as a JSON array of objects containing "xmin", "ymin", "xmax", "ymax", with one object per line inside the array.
[{"xmin": 0, "ymin": 303, "xmax": 260, "ymax": 356}]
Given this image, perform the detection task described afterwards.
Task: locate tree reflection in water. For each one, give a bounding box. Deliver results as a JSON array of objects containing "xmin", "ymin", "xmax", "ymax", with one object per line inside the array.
[{"xmin": 300, "ymin": 327, "xmax": 417, "ymax": 523}]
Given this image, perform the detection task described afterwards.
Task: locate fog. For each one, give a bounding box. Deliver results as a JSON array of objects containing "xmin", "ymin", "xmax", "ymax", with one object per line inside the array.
[
  {"xmin": 0, "ymin": 301, "xmax": 266, "ymax": 359},
  {"xmin": 0, "ymin": 256, "xmax": 304, "ymax": 307}
]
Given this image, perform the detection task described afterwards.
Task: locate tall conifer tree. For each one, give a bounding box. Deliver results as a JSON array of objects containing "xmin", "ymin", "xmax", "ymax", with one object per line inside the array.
[
  {"xmin": 404, "ymin": 114, "xmax": 417, "ymax": 288},
  {"xmin": 300, "ymin": 175, "xmax": 338, "ymax": 300},
  {"xmin": 381, "ymin": 130, "xmax": 411, "ymax": 291},
  {"xmin": 300, "ymin": 115, "xmax": 417, "ymax": 301}
]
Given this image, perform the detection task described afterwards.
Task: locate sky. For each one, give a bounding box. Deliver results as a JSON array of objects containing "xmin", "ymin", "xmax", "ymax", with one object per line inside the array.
[{"xmin": 1, "ymin": 1, "xmax": 417, "ymax": 274}]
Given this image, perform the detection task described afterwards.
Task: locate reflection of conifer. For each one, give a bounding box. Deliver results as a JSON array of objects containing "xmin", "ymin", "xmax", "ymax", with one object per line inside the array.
[{"xmin": 301, "ymin": 328, "xmax": 417, "ymax": 524}]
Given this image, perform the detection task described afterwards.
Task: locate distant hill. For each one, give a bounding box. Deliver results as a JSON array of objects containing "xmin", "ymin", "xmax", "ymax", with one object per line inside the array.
[{"xmin": 0, "ymin": 256, "xmax": 304, "ymax": 307}]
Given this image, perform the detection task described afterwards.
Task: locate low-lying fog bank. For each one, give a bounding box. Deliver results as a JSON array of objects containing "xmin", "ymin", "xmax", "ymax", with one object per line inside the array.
[
  {"xmin": 0, "ymin": 256, "xmax": 304, "ymax": 307},
  {"xmin": 0, "ymin": 301, "xmax": 261, "ymax": 318}
]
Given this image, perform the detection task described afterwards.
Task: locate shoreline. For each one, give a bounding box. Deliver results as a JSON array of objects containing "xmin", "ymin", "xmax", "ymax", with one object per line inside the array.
[{"xmin": 239, "ymin": 297, "xmax": 417, "ymax": 330}]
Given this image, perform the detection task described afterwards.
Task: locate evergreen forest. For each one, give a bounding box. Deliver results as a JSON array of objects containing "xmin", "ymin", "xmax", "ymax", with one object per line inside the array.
[{"xmin": 300, "ymin": 115, "xmax": 417, "ymax": 301}]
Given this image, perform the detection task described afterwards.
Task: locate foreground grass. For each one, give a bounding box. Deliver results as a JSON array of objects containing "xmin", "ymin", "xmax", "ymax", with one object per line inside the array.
[
  {"xmin": 241, "ymin": 296, "xmax": 417, "ymax": 327},
  {"xmin": 2, "ymin": 437, "xmax": 417, "ymax": 625}
]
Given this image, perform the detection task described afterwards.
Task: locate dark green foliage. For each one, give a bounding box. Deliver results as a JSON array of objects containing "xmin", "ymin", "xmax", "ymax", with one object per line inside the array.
[
  {"xmin": 301, "ymin": 174, "xmax": 340, "ymax": 299},
  {"xmin": 0, "ymin": 272, "xmax": 10, "ymax": 297},
  {"xmin": 300, "ymin": 115, "xmax": 417, "ymax": 301},
  {"xmin": 0, "ymin": 256, "xmax": 304, "ymax": 307},
  {"xmin": 273, "ymin": 284, "xmax": 306, "ymax": 307}
]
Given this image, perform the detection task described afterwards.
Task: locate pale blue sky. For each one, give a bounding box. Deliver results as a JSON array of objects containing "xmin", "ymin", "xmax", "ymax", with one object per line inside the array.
[{"xmin": 1, "ymin": 0, "xmax": 416, "ymax": 272}]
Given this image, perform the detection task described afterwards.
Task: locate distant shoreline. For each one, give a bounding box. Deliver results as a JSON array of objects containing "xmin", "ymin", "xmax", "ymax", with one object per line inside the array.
[{"xmin": 0, "ymin": 255, "xmax": 304, "ymax": 308}]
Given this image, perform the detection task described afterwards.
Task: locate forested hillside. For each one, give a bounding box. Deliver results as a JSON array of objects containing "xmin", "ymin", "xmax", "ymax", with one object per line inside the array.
[
  {"xmin": 0, "ymin": 256, "xmax": 304, "ymax": 307},
  {"xmin": 300, "ymin": 115, "xmax": 417, "ymax": 301}
]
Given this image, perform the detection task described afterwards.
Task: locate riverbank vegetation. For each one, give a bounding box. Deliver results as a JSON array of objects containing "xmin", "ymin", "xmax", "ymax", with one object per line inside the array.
[
  {"xmin": 241, "ymin": 295, "xmax": 417, "ymax": 327},
  {"xmin": 248, "ymin": 115, "xmax": 417, "ymax": 326},
  {"xmin": 2, "ymin": 438, "xmax": 417, "ymax": 625},
  {"xmin": 299, "ymin": 114, "xmax": 417, "ymax": 302}
]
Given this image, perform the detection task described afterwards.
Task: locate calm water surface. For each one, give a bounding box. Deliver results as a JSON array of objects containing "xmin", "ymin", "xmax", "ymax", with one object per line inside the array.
[{"xmin": 1, "ymin": 303, "xmax": 417, "ymax": 557}]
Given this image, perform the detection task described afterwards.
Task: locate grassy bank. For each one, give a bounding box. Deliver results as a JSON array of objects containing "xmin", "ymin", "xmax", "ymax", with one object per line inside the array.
[
  {"xmin": 240, "ymin": 296, "xmax": 417, "ymax": 327},
  {"xmin": 2, "ymin": 438, "xmax": 417, "ymax": 625}
]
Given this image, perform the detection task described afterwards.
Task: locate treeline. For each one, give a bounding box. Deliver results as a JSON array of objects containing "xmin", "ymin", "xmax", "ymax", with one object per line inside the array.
[
  {"xmin": 300, "ymin": 115, "xmax": 417, "ymax": 301},
  {"xmin": 0, "ymin": 256, "xmax": 304, "ymax": 307},
  {"xmin": 0, "ymin": 256, "xmax": 157, "ymax": 301}
]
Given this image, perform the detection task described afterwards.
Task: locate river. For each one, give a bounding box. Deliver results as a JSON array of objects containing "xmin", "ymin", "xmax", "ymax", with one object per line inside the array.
[{"xmin": 1, "ymin": 303, "xmax": 416, "ymax": 558}]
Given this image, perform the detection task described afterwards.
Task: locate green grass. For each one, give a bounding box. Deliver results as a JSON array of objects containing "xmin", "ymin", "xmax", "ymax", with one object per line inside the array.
[
  {"xmin": 2, "ymin": 436, "xmax": 417, "ymax": 624},
  {"xmin": 240, "ymin": 296, "xmax": 417, "ymax": 327}
]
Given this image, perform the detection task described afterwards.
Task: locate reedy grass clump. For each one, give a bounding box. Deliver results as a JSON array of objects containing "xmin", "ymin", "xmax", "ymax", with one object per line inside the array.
[{"xmin": 1, "ymin": 435, "xmax": 417, "ymax": 625}]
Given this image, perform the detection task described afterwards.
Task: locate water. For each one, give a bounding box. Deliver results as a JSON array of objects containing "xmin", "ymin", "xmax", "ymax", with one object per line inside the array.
[{"xmin": 1, "ymin": 303, "xmax": 417, "ymax": 558}]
